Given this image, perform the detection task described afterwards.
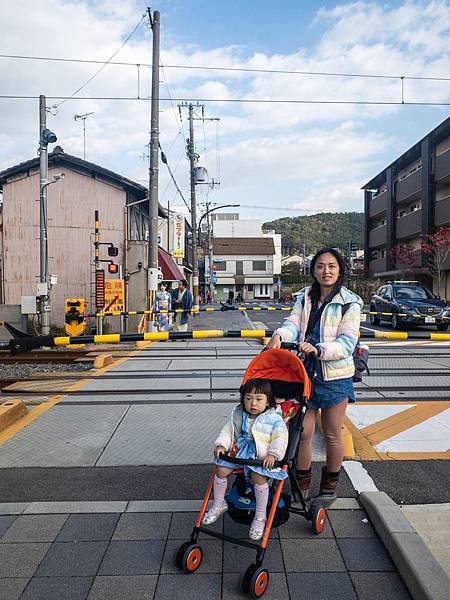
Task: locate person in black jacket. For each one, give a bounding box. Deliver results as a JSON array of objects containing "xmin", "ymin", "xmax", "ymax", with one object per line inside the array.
[{"xmin": 172, "ymin": 279, "xmax": 193, "ymax": 331}]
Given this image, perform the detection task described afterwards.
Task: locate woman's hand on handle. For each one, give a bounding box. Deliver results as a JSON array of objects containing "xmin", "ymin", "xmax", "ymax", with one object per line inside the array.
[
  {"xmin": 299, "ymin": 341, "xmax": 318, "ymax": 356},
  {"xmin": 266, "ymin": 333, "xmax": 282, "ymax": 349}
]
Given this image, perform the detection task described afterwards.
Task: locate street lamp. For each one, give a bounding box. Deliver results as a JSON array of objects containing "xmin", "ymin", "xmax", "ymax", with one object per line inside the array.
[{"xmin": 197, "ymin": 204, "xmax": 239, "ymax": 302}]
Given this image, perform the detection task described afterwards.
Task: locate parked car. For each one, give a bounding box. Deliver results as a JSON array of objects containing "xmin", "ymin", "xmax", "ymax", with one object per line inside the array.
[{"xmin": 369, "ymin": 281, "xmax": 450, "ymax": 330}]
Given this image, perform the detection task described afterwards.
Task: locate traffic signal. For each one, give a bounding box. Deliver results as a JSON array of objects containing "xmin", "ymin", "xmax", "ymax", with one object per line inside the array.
[
  {"xmin": 108, "ymin": 262, "xmax": 119, "ymax": 274},
  {"xmin": 108, "ymin": 245, "xmax": 119, "ymax": 257}
]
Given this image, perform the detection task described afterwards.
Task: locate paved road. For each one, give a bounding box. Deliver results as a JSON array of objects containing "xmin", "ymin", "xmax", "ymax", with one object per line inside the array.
[{"xmin": 0, "ymin": 309, "xmax": 448, "ymax": 599}]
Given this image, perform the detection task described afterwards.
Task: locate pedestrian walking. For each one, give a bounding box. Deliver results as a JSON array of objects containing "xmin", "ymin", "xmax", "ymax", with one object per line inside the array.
[
  {"xmin": 152, "ymin": 282, "xmax": 172, "ymax": 332},
  {"xmin": 202, "ymin": 378, "xmax": 288, "ymax": 540},
  {"xmin": 227, "ymin": 290, "xmax": 234, "ymax": 305},
  {"xmin": 172, "ymin": 279, "xmax": 193, "ymax": 332},
  {"xmin": 266, "ymin": 247, "xmax": 362, "ymax": 503}
]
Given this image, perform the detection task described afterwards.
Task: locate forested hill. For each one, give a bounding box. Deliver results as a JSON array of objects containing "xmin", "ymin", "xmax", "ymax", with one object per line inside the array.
[{"xmin": 263, "ymin": 212, "xmax": 364, "ymax": 255}]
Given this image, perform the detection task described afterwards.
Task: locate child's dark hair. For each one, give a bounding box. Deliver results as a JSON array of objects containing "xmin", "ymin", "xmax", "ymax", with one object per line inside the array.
[{"xmin": 240, "ymin": 379, "xmax": 276, "ymax": 410}]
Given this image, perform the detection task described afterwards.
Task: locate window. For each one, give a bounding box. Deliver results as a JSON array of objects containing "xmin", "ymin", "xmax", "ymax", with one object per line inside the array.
[
  {"xmin": 252, "ymin": 261, "xmax": 266, "ymax": 271},
  {"xmin": 236, "ymin": 261, "xmax": 243, "ymax": 275},
  {"xmin": 213, "ymin": 261, "xmax": 226, "ymax": 271},
  {"xmin": 247, "ymin": 284, "xmax": 254, "ymax": 291}
]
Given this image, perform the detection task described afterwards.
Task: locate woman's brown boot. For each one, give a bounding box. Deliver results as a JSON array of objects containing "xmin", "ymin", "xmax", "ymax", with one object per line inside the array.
[
  {"xmin": 316, "ymin": 466, "xmax": 339, "ymax": 503},
  {"xmin": 295, "ymin": 468, "xmax": 312, "ymax": 500}
]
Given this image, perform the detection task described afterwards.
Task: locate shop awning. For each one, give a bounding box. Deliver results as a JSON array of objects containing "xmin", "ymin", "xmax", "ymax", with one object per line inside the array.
[{"xmin": 158, "ymin": 247, "xmax": 184, "ymax": 281}]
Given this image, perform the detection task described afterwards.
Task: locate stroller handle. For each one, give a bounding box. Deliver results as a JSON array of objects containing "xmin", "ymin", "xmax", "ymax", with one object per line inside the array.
[
  {"xmin": 280, "ymin": 342, "xmax": 298, "ymax": 351},
  {"xmin": 218, "ymin": 453, "xmax": 284, "ymax": 469}
]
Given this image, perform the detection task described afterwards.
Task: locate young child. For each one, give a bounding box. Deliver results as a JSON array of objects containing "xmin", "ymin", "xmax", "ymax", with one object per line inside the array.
[{"xmin": 202, "ymin": 379, "xmax": 288, "ymax": 540}]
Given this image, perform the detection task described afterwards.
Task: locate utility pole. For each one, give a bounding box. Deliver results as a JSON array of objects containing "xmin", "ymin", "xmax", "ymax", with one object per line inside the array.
[
  {"xmin": 206, "ymin": 201, "xmax": 214, "ymax": 302},
  {"xmin": 147, "ymin": 8, "xmax": 160, "ymax": 330},
  {"xmin": 178, "ymin": 103, "xmax": 219, "ymax": 309},
  {"xmin": 38, "ymin": 95, "xmax": 58, "ymax": 336},
  {"xmin": 188, "ymin": 103, "xmax": 199, "ymax": 309}
]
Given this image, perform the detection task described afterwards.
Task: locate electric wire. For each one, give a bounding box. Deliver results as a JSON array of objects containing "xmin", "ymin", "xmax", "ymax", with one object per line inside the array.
[
  {"xmin": 1, "ymin": 52, "xmax": 450, "ymax": 82},
  {"xmin": 1, "ymin": 95, "xmax": 449, "ymax": 106},
  {"xmin": 51, "ymin": 14, "xmax": 147, "ymax": 109},
  {"xmin": 160, "ymin": 144, "xmax": 191, "ymax": 213}
]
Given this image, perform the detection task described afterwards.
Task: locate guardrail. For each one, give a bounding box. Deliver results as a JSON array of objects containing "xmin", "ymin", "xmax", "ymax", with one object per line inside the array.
[{"xmin": 1, "ymin": 328, "xmax": 450, "ymax": 353}]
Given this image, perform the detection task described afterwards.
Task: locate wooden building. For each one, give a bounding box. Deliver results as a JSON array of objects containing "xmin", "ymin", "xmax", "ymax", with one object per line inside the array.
[{"xmin": 0, "ymin": 146, "xmax": 172, "ymax": 326}]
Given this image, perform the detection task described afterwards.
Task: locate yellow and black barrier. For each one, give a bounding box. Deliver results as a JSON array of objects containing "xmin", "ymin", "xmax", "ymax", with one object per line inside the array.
[
  {"xmin": 85, "ymin": 305, "xmax": 450, "ymax": 321},
  {"xmin": 2, "ymin": 328, "xmax": 450, "ymax": 353}
]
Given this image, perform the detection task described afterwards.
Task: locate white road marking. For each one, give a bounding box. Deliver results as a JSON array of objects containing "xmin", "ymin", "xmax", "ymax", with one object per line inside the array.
[
  {"xmin": 375, "ymin": 409, "xmax": 450, "ymax": 453},
  {"xmin": 343, "ymin": 460, "xmax": 379, "ymax": 493},
  {"xmin": 346, "ymin": 404, "xmax": 415, "ymax": 429}
]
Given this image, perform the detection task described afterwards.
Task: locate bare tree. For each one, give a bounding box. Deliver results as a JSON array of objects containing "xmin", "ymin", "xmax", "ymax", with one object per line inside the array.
[{"xmin": 421, "ymin": 227, "xmax": 450, "ymax": 297}]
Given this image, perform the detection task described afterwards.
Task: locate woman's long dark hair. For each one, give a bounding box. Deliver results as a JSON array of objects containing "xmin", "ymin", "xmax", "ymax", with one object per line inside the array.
[{"xmin": 308, "ymin": 247, "xmax": 346, "ymax": 308}]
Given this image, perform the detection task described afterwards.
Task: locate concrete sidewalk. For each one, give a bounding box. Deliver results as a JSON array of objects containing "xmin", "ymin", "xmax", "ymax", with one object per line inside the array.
[{"xmin": 0, "ymin": 498, "xmax": 412, "ymax": 600}]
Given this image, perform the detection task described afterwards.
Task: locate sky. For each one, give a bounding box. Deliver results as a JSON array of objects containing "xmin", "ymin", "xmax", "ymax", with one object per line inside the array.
[{"xmin": 0, "ymin": 0, "xmax": 449, "ymax": 223}]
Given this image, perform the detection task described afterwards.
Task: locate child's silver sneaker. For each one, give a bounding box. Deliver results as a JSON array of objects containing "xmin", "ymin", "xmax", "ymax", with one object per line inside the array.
[{"xmin": 202, "ymin": 501, "xmax": 228, "ymax": 525}]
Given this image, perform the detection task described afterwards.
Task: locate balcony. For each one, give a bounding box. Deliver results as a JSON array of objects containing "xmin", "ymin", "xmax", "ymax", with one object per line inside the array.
[
  {"xmin": 369, "ymin": 257, "xmax": 387, "ymax": 275},
  {"xmin": 435, "ymin": 196, "xmax": 450, "ymax": 227},
  {"xmin": 369, "ymin": 191, "xmax": 387, "ymax": 217},
  {"xmin": 396, "ymin": 209, "xmax": 422, "ymax": 240},
  {"xmin": 435, "ymin": 149, "xmax": 450, "ymax": 184},
  {"xmin": 369, "ymin": 225, "xmax": 387, "ymax": 248},
  {"xmin": 396, "ymin": 168, "xmax": 422, "ymax": 203}
]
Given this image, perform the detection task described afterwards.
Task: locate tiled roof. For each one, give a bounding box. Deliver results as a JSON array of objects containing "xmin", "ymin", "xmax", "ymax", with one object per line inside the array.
[{"xmin": 213, "ymin": 237, "xmax": 275, "ymax": 256}]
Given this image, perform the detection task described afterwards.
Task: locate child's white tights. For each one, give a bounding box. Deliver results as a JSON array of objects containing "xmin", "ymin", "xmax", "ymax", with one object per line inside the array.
[
  {"xmin": 213, "ymin": 475, "xmax": 228, "ymax": 506},
  {"xmin": 254, "ymin": 482, "xmax": 269, "ymax": 522},
  {"xmin": 213, "ymin": 476, "xmax": 269, "ymax": 522}
]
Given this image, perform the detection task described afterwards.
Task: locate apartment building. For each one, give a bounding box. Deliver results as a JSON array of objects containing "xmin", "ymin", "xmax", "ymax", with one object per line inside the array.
[{"xmin": 363, "ymin": 116, "xmax": 450, "ymax": 297}]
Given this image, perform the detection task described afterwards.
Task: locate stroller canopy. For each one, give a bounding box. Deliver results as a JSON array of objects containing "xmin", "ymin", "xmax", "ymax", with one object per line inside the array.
[{"xmin": 241, "ymin": 348, "xmax": 311, "ymax": 400}]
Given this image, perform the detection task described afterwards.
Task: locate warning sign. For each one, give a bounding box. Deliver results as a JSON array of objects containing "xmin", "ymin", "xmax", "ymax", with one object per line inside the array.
[
  {"xmin": 95, "ymin": 270, "xmax": 105, "ymax": 310},
  {"xmin": 105, "ymin": 279, "xmax": 125, "ymax": 313}
]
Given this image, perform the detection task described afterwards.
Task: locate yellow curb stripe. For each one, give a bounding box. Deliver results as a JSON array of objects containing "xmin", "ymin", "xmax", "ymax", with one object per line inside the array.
[
  {"xmin": 343, "ymin": 415, "xmax": 383, "ymax": 460},
  {"xmin": 378, "ymin": 451, "xmax": 450, "ymax": 460},
  {"xmin": 0, "ymin": 351, "xmax": 135, "ymax": 445},
  {"xmin": 361, "ymin": 402, "xmax": 450, "ymax": 446}
]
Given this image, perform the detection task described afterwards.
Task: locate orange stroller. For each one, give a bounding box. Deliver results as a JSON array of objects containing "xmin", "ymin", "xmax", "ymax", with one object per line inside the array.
[{"xmin": 174, "ymin": 347, "xmax": 328, "ymax": 598}]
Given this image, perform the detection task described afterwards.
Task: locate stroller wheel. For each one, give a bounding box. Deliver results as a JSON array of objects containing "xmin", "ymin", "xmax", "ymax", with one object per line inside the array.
[
  {"xmin": 179, "ymin": 543, "xmax": 203, "ymax": 573},
  {"xmin": 174, "ymin": 541, "xmax": 191, "ymax": 569},
  {"xmin": 240, "ymin": 564, "xmax": 256, "ymax": 594},
  {"xmin": 250, "ymin": 567, "xmax": 270, "ymax": 598},
  {"xmin": 311, "ymin": 505, "xmax": 327, "ymax": 535}
]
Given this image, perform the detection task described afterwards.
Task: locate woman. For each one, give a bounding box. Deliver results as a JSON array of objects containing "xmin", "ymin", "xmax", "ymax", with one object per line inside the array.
[
  {"xmin": 266, "ymin": 248, "xmax": 362, "ymax": 502},
  {"xmin": 152, "ymin": 282, "xmax": 172, "ymax": 332}
]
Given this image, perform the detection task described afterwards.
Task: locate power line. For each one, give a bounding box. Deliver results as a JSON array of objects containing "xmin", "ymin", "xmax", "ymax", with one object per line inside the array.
[
  {"xmin": 1, "ymin": 52, "xmax": 450, "ymax": 82},
  {"xmin": 1, "ymin": 95, "xmax": 449, "ymax": 106},
  {"xmin": 160, "ymin": 145, "xmax": 191, "ymax": 213},
  {"xmin": 51, "ymin": 14, "xmax": 146, "ymax": 109}
]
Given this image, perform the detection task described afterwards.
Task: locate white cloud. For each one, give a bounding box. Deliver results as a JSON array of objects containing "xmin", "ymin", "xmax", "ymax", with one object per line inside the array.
[{"xmin": 0, "ymin": 0, "xmax": 449, "ymax": 218}]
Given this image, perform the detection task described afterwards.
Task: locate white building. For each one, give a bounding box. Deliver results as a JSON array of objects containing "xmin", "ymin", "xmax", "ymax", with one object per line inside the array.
[
  {"xmin": 212, "ymin": 237, "xmax": 276, "ymax": 301},
  {"xmin": 211, "ymin": 213, "xmax": 282, "ymax": 275}
]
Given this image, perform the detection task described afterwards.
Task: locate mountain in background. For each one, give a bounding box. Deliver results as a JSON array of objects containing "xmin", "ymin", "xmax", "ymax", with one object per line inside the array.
[{"xmin": 263, "ymin": 212, "xmax": 364, "ymax": 255}]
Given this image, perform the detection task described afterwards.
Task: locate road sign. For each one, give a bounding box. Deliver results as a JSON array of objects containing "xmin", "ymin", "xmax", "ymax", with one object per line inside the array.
[{"xmin": 105, "ymin": 278, "xmax": 125, "ymax": 313}]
